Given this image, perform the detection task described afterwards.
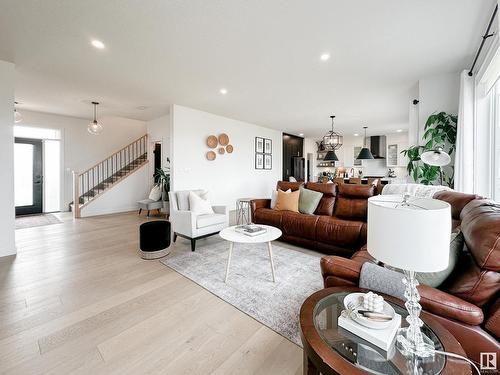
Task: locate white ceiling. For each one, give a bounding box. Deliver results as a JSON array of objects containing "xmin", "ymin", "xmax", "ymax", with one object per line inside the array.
[{"xmin": 0, "ymin": 0, "xmax": 495, "ymax": 137}]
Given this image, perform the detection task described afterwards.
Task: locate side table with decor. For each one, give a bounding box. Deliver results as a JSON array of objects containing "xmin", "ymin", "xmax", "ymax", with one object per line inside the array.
[{"xmin": 300, "ymin": 287, "xmax": 471, "ymax": 375}]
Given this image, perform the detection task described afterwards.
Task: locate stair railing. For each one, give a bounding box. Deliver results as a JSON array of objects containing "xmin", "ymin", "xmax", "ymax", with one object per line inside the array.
[{"xmin": 72, "ymin": 134, "xmax": 148, "ymax": 218}]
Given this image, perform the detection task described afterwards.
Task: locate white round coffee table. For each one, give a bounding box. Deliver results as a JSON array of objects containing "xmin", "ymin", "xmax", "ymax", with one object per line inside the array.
[{"xmin": 219, "ymin": 225, "xmax": 282, "ymax": 283}]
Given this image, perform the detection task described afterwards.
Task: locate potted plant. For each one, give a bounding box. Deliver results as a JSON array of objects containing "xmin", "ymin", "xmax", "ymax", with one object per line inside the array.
[
  {"xmin": 401, "ymin": 112, "xmax": 457, "ymax": 187},
  {"xmin": 154, "ymin": 158, "xmax": 171, "ymax": 213}
]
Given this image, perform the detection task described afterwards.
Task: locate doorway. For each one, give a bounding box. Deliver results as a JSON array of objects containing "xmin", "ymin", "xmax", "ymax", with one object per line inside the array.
[
  {"xmin": 153, "ymin": 142, "xmax": 162, "ymax": 183},
  {"xmin": 14, "ymin": 138, "xmax": 43, "ymax": 216}
]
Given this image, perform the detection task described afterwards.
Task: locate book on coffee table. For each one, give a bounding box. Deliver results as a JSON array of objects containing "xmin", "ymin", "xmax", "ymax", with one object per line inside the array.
[{"xmin": 234, "ymin": 225, "xmax": 267, "ymax": 237}]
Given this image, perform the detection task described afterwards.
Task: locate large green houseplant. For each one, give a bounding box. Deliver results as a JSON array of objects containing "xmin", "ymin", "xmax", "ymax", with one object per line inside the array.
[{"xmin": 401, "ymin": 112, "xmax": 457, "ymax": 187}]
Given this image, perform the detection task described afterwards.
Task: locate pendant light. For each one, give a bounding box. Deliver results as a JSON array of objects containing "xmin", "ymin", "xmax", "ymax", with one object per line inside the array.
[
  {"xmin": 356, "ymin": 126, "xmax": 374, "ymax": 160},
  {"xmin": 14, "ymin": 102, "xmax": 22, "ymax": 123},
  {"xmin": 87, "ymin": 101, "xmax": 103, "ymax": 135},
  {"xmin": 322, "ymin": 115, "xmax": 343, "ymax": 150},
  {"xmin": 324, "ymin": 150, "xmax": 339, "ymax": 162}
]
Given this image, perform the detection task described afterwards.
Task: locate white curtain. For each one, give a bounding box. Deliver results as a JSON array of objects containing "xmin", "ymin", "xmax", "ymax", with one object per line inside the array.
[{"xmin": 454, "ymin": 70, "xmax": 475, "ymax": 193}]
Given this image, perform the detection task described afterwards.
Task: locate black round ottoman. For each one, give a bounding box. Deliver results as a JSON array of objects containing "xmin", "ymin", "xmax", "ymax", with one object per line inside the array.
[{"xmin": 139, "ymin": 220, "xmax": 171, "ymax": 259}]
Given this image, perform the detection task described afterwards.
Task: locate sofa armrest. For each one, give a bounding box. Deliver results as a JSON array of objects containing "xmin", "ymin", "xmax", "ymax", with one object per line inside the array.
[
  {"xmin": 418, "ymin": 284, "xmax": 484, "ymax": 326},
  {"xmin": 170, "ymin": 210, "xmax": 197, "ymax": 235},
  {"xmin": 250, "ymin": 199, "xmax": 271, "ymax": 222},
  {"xmin": 320, "ymin": 256, "xmax": 363, "ymax": 287},
  {"xmin": 250, "ymin": 199, "xmax": 271, "ymax": 210}
]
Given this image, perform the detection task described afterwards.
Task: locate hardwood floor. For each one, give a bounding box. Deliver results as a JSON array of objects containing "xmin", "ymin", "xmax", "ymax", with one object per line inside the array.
[{"xmin": 0, "ymin": 212, "xmax": 303, "ymax": 374}]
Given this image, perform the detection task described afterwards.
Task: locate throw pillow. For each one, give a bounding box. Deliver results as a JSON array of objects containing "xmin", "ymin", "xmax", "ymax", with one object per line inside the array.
[
  {"xmin": 385, "ymin": 231, "xmax": 464, "ymax": 288},
  {"xmin": 274, "ymin": 189, "xmax": 300, "ymax": 212},
  {"xmin": 298, "ymin": 187, "xmax": 323, "ymax": 214},
  {"xmin": 271, "ymin": 189, "xmax": 291, "ymax": 209},
  {"xmin": 148, "ymin": 185, "xmax": 162, "ymax": 201},
  {"xmin": 188, "ymin": 191, "xmax": 214, "ymax": 215}
]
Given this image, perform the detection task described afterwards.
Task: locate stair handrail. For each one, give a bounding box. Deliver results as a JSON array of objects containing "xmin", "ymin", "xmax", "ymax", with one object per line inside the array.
[
  {"xmin": 77, "ymin": 134, "xmax": 148, "ymax": 177},
  {"xmin": 72, "ymin": 134, "xmax": 148, "ymax": 218}
]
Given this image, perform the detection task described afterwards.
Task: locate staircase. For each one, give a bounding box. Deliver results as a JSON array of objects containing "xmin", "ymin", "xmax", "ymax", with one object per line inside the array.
[{"xmin": 72, "ymin": 135, "xmax": 148, "ymax": 218}]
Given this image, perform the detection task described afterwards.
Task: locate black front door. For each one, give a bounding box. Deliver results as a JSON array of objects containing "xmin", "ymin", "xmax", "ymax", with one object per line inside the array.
[{"xmin": 15, "ymin": 138, "xmax": 43, "ymax": 216}]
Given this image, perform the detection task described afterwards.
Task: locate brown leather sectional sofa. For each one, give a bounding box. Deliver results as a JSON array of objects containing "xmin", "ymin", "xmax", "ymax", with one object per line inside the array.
[
  {"xmin": 320, "ymin": 190, "xmax": 500, "ymax": 363},
  {"xmin": 250, "ymin": 181, "xmax": 378, "ymax": 256}
]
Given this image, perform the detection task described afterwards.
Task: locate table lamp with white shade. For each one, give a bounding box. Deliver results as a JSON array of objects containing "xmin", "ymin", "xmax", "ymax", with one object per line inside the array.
[{"xmin": 367, "ymin": 194, "xmax": 451, "ymax": 357}]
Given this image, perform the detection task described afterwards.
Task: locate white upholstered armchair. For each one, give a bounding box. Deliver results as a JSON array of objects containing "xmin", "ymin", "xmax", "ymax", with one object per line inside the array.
[{"xmin": 168, "ymin": 190, "xmax": 229, "ymax": 251}]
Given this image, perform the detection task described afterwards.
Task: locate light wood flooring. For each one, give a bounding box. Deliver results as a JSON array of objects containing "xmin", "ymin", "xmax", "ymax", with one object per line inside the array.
[{"xmin": 0, "ymin": 212, "xmax": 304, "ymax": 375}]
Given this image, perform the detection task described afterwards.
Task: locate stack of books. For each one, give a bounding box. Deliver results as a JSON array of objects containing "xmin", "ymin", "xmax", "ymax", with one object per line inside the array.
[{"xmin": 235, "ymin": 225, "xmax": 267, "ymax": 237}]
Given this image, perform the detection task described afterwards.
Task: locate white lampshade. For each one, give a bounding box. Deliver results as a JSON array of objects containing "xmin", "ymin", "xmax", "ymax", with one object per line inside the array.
[
  {"xmin": 367, "ymin": 195, "xmax": 451, "ymax": 272},
  {"xmin": 421, "ymin": 148, "xmax": 451, "ymax": 167}
]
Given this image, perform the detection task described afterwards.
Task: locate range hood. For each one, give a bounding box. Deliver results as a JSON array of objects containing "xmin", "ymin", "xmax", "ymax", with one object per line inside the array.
[{"xmin": 367, "ymin": 136, "xmax": 386, "ymax": 159}]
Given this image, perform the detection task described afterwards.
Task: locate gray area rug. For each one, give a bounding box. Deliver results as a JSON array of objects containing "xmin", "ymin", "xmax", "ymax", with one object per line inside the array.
[
  {"xmin": 15, "ymin": 213, "xmax": 62, "ymax": 229},
  {"xmin": 161, "ymin": 241, "xmax": 323, "ymax": 346}
]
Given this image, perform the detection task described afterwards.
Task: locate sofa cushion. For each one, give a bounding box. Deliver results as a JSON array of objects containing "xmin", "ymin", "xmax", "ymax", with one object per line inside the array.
[
  {"xmin": 254, "ymin": 208, "xmax": 283, "ymax": 228},
  {"xmin": 442, "ymin": 251, "xmax": 500, "ymax": 307},
  {"xmin": 298, "ymin": 187, "xmax": 323, "ymax": 214},
  {"xmin": 282, "ymin": 211, "xmax": 319, "ymax": 240},
  {"xmin": 306, "ymin": 182, "xmax": 337, "ymax": 216},
  {"xmin": 316, "ymin": 216, "xmax": 364, "ymax": 248},
  {"xmin": 460, "ymin": 199, "xmax": 500, "ymax": 271},
  {"xmin": 334, "ymin": 184, "xmax": 376, "ymax": 220},
  {"xmin": 274, "ymin": 189, "xmax": 300, "ymax": 212},
  {"xmin": 196, "ymin": 213, "xmax": 226, "ymax": 229},
  {"xmin": 434, "ymin": 190, "xmax": 481, "ymax": 221}
]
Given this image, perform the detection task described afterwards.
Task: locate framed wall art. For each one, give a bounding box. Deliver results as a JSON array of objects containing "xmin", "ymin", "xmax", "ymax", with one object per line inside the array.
[{"xmin": 255, "ymin": 153, "xmax": 264, "ymax": 169}]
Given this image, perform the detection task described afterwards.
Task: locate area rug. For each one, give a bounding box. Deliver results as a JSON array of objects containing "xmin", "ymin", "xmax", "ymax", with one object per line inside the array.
[
  {"xmin": 161, "ymin": 241, "xmax": 323, "ymax": 346},
  {"xmin": 15, "ymin": 213, "xmax": 62, "ymax": 229}
]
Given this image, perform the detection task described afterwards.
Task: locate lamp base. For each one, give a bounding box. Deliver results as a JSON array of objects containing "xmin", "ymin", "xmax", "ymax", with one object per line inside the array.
[{"xmin": 396, "ymin": 327, "xmax": 435, "ymax": 358}]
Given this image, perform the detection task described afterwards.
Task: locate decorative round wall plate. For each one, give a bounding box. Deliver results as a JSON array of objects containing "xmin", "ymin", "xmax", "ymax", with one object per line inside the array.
[
  {"xmin": 206, "ymin": 151, "xmax": 216, "ymax": 161},
  {"xmin": 226, "ymin": 144, "xmax": 234, "ymax": 153},
  {"xmin": 218, "ymin": 147, "xmax": 225, "ymax": 154},
  {"xmin": 218, "ymin": 133, "xmax": 229, "ymax": 146},
  {"xmin": 207, "ymin": 135, "xmax": 218, "ymax": 148}
]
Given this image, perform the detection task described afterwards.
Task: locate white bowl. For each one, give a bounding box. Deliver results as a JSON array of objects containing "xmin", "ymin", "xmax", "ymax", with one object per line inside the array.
[{"xmin": 343, "ymin": 292, "xmax": 396, "ymax": 330}]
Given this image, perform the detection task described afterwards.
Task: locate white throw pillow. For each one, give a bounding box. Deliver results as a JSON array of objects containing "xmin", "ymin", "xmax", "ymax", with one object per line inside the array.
[
  {"xmin": 270, "ymin": 189, "xmax": 291, "ymax": 209},
  {"xmin": 149, "ymin": 185, "xmax": 162, "ymax": 201},
  {"xmin": 188, "ymin": 191, "xmax": 214, "ymax": 215}
]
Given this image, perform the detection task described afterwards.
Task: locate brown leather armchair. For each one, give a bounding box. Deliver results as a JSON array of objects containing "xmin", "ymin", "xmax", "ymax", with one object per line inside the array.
[{"xmin": 320, "ymin": 192, "xmax": 500, "ymax": 363}]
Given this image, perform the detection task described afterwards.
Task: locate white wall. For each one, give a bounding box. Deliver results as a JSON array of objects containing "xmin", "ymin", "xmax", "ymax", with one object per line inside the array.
[
  {"xmin": 417, "ymin": 72, "xmax": 460, "ymax": 144},
  {"xmin": 0, "ymin": 60, "xmax": 16, "ymax": 257},
  {"xmin": 19, "ymin": 110, "xmax": 147, "ymax": 210},
  {"xmin": 146, "ymin": 113, "xmax": 171, "ymax": 187},
  {"xmin": 80, "ymin": 165, "xmax": 149, "ymax": 217},
  {"xmin": 171, "ymin": 105, "xmax": 282, "ymax": 209}
]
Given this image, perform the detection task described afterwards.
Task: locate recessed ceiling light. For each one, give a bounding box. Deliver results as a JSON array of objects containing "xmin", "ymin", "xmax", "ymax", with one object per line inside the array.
[
  {"xmin": 219, "ymin": 88, "xmax": 228, "ymax": 95},
  {"xmin": 299, "ymin": 133, "xmax": 304, "ymax": 137},
  {"xmin": 354, "ymin": 133, "xmax": 359, "ymax": 137},
  {"xmin": 136, "ymin": 106, "xmax": 149, "ymax": 110},
  {"xmin": 91, "ymin": 40, "xmax": 105, "ymax": 49},
  {"xmin": 396, "ymin": 129, "xmax": 403, "ymax": 132},
  {"xmin": 320, "ymin": 53, "xmax": 330, "ymax": 61}
]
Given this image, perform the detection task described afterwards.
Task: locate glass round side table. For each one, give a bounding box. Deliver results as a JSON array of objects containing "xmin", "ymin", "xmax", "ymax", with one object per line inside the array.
[{"xmin": 300, "ymin": 287, "xmax": 471, "ymax": 375}]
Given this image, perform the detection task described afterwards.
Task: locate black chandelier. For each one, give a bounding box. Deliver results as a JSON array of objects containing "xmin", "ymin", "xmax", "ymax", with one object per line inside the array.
[{"xmin": 322, "ymin": 115, "xmax": 343, "ymax": 150}]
